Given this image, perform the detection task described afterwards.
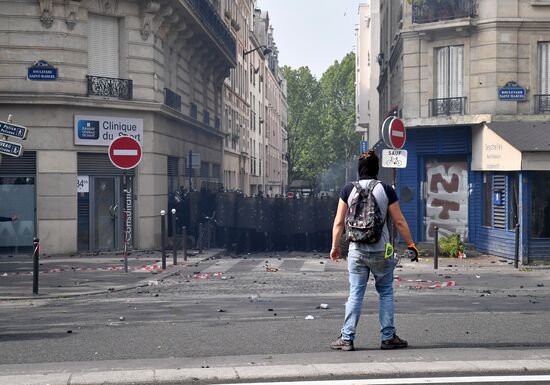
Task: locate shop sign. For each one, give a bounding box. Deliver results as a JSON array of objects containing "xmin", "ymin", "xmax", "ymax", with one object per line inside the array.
[
  {"xmin": 498, "ymin": 81, "xmax": 526, "ymax": 101},
  {"xmin": 471, "ymin": 125, "xmax": 521, "ymax": 171},
  {"xmin": 27, "ymin": 60, "xmax": 58, "ymax": 81},
  {"xmin": 74, "ymin": 115, "xmax": 143, "ymax": 146},
  {"xmin": 77, "ymin": 176, "xmax": 89, "ymax": 193}
]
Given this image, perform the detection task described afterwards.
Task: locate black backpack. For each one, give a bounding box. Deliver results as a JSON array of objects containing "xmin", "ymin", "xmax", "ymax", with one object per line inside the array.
[{"xmin": 345, "ymin": 180, "xmax": 385, "ymax": 244}]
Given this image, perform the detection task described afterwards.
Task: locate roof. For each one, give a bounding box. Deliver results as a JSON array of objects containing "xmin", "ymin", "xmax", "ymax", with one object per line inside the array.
[{"xmin": 489, "ymin": 120, "xmax": 550, "ymax": 152}]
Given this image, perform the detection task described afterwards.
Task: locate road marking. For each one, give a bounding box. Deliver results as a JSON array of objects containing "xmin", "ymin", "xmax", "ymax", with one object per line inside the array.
[
  {"xmin": 113, "ymin": 149, "xmax": 138, "ymax": 156},
  {"xmin": 218, "ymin": 375, "xmax": 550, "ymax": 385},
  {"xmin": 201, "ymin": 259, "xmax": 241, "ymax": 273},
  {"xmin": 300, "ymin": 259, "xmax": 326, "ymax": 272}
]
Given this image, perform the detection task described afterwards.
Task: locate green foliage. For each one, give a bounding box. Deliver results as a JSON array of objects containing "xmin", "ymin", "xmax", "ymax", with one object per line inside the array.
[
  {"xmin": 438, "ymin": 234, "xmax": 465, "ymax": 258},
  {"xmin": 283, "ymin": 53, "xmax": 361, "ymax": 190}
]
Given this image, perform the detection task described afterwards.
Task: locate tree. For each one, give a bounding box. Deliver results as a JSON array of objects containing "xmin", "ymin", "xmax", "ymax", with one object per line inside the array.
[
  {"xmin": 317, "ymin": 53, "xmax": 361, "ymax": 189},
  {"xmin": 283, "ymin": 53, "xmax": 360, "ymax": 191}
]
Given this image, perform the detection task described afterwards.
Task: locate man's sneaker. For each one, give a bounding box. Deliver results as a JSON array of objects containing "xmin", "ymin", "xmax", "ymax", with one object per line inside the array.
[
  {"xmin": 330, "ymin": 336, "xmax": 354, "ymax": 351},
  {"xmin": 380, "ymin": 334, "xmax": 408, "ymax": 350}
]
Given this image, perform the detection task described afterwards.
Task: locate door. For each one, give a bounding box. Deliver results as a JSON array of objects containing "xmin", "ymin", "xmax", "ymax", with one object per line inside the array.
[
  {"xmin": 92, "ymin": 176, "xmax": 121, "ymax": 250},
  {"xmin": 423, "ymin": 158, "xmax": 469, "ymax": 242}
]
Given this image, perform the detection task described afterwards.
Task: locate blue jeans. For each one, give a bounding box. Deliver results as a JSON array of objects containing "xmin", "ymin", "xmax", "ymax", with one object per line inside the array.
[{"xmin": 341, "ymin": 249, "xmax": 396, "ymax": 341}]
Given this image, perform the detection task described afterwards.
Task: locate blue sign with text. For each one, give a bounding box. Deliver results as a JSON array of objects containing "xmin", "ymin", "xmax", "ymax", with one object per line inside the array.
[
  {"xmin": 27, "ymin": 60, "xmax": 58, "ymax": 81},
  {"xmin": 498, "ymin": 82, "xmax": 526, "ymax": 101},
  {"xmin": 360, "ymin": 140, "xmax": 369, "ymax": 153}
]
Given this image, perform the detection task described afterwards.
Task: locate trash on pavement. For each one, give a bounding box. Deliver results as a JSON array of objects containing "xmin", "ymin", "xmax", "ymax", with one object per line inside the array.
[
  {"xmin": 320, "ymin": 303, "xmax": 329, "ymax": 309},
  {"xmin": 119, "ymin": 316, "xmax": 125, "ymax": 321},
  {"xmin": 475, "ymin": 275, "xmax": 481, "ymax": 279},
  {"xmin": 305, "ymin": 315, "xmax": 315, "ymax": 320},
  {"xmin": 217, "ymin": 309, "xmax": 226, "ymax": 312}
]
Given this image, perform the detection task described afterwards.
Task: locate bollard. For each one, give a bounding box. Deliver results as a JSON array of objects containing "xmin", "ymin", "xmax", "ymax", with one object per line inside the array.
[
  {"xmin": 514, "ymin": 223, "xmax": 520, "ymax": 269},
  {"xmin": 160, "ymin": 210, "xmax": 166, "ymax": 270},
  {"xmin": 32, "ymin": 237, "xmax": 39, "ymax": 294},
  {"xmin": 433, "ymin": 226, "xmax": 439, "ymax": 270},
  {"xmin": 171, "ymin": 208, "xmax": 177, "ymax": 266},
  {"xmin": 182, "ymin": 226, "xmax": 188, "ymax": 261},
  {"xmin": 198, "ymin": 223, "xmax": 203, "ymax": 254}
]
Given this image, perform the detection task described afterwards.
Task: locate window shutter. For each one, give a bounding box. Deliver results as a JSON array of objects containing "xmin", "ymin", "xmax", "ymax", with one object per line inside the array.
[
  {"xmin": 436, "ymin": 47, "xmax": 449, "ymax": 98},
  {"xmin": 493, "ymin": 174, "xmax": 506, "ymax": 229},
  {"xmin": 450, "ymin": 45, "xmax": 464, "ymax": 97},
  {"xmin": 539, "ymin": 43, "xmax": 550, "ymax": 94},
  {"xmin": 88, "ymin": 14, "xmax": 119, "ymax": 78}
]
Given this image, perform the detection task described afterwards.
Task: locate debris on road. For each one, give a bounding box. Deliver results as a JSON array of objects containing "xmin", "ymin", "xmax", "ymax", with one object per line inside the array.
[
  {"xmin": 217, "ymin": 309, "xmax": 226, "ymax": 312},
  {"xmin": 119, "ymin": 316, "xmax": 125, "ymax": 321},
  {"xmin": 475, "ymin": 275, "xmax": 481, "ymax": 279},
  {"xmin": 305, "ymin": 315, "xmax": 314, "ymax": 320},
  {"xmin": 319, "ymin": 303, "xmax": 329, "ymax": 309}
]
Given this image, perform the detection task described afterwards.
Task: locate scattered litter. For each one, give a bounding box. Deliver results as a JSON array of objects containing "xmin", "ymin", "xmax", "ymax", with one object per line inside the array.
[
  {"xmin": 119, "ymin": 316, "xmax": 125, "ymax": 321},
  {"xmin": 508, "ymin": 294, "xmax": 517, "ymax": 297},
  {"xmin": 148, "ymin": 280, "xmax": 159, "ymax": 286},
  {"xmin": 67, "ymin": 330, "xmax": 72, "ymax": 334},
  {"xmin": 520, "ymin": 267, "xmax": 533, "ymax": 272},
  {"xmin": 108, "ymin": 287, "xmax": 115, "ymax": 291},
  {"xmin": 537, "ymin": 284, "xmax": 545, "ymax": 287},
  {"xmin": 94, "ymin": 352, "xmax": 98, "ymax": 355},
  {"xmin": 444, "ymin": 275, "xmax": 452, "ymax": 279},
  {"xmin": 529, "ymin": 300, "xmax": 539, "ymax": 304},
  {"xmin": 499, "ymin": 259, "xmax": 508, "ymax": 263},
  {"xmin": 320, "ymin": 303, "xmax": 329, "ymax": 309},
  {"xmin": 475, "ymin": 275, "xmax": 481, "ymax": 279},
  {"xmin": 265, "ymin": 266, "xmax": 279, "ymax": 272},
  {"xmin": 458, "ymin": 251, "xmax": 467, "ymax": 259},
  {"xmin": 267, "ymin": 308, "xmax": 274, "ymax": 312},
  {"xmin": 305, "ymin": 315, "xmax": 315, "ymax": 320},
  {"xmin": 217, "ymin": 309, "xmax": 226, "ymax": 313},
  {"xmin": 158, "ymin": 346, "xmax": 162, "ymax": 349}
]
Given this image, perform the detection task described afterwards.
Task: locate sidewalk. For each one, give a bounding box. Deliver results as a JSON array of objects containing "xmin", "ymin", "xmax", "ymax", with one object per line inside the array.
[
  {"xmin": 2, "ymin": 347, "xmax": 550, "ymax": 384},
  {"xmin": 0, "ymin": 248, "xmax": 223, "ymax": 300}
]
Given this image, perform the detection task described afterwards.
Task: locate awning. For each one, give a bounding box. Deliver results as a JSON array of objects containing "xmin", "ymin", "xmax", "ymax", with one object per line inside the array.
[{"xmin": 472, "ymin": 121, "xmax": 550, "ymax": 171}]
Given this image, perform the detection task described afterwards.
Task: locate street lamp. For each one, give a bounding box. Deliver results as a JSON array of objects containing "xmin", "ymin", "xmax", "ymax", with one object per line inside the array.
[{"xmin": 243, "ymin": 45, "xmax": 272, "ymax": 57}]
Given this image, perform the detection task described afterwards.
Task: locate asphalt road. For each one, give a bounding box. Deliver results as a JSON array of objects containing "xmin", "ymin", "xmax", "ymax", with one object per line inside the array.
[{"xmin": 0, "ymin": 253, "xmax": 549, "ymax": 366}]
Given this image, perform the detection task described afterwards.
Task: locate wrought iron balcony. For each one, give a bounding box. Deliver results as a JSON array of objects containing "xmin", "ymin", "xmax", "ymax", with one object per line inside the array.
[
  {"xmin": 86, "ymin": 75, "xmax": 132, "ymax": 100},
  {"xmin": 429, "ymin": 97, "xmax": 467, "ymax": 116},
  {"xmin": 412, "ymin": 0, "xmax": 477, "ymax": 24},
  {"xmin": 535, "ymin": 95, "xmax": 550, "ymax": 114},
  {"xmin": 185, "ymin": 0, "xmax": 236, "ymax": 63},
  {"xmin": 164, "ymin": 88, "xmax": 181, "ymax": 111}
]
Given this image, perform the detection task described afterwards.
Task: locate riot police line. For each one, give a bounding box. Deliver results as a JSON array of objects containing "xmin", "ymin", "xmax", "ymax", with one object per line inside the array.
[{"xmin": 167, "ymin": 189, "xmax": 338, "ymax": 253}]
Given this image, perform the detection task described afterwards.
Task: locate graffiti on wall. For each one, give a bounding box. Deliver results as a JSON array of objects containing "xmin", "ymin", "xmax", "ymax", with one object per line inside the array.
[{"xmin": 425, "ymin": 161, "xmax": 468, "ymax": 241}]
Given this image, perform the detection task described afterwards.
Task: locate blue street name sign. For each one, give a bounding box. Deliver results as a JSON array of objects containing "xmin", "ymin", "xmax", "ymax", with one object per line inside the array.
[
  {"xmin": 0, "ymin": 139, "xmax": 23, "ymax": 157},
  {"xmin": 0, "ymin": 121, "xmax": 28, "ymax": 140},
  {"xmin": 360, "ymin": 140, "xmax": 369, "ymax": 153},
  {"xmin": 27, "ymin": 60, "xmax": 58, "ymax": 81},
  {"xmin": 498, "ymin": 87, "xmax": 526, "ymax": 101}
]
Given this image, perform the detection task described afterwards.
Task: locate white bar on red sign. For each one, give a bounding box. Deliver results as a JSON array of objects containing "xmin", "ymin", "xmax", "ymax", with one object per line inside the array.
[{"xmin": 113, "ymin": 149, "xmax": 138, "ymax": 156}]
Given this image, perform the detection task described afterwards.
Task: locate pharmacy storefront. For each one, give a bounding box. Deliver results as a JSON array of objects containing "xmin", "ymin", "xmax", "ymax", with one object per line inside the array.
[
  {"xmin": 471, "ymin": 121, "xmax": 550, "ymax": 263},
  {"xmin": 75, "ymin": 115, "xmax": 142, "ymax": 252}
]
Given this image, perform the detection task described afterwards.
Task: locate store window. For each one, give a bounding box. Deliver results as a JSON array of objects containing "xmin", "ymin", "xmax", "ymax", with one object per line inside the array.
[
  {"xmin": 0, "ymin": 177, "xmax": 35, "ymax": 253},
  {"xmin": 531, "ymin": 171, "xmax": 550, "ymax": 238}
]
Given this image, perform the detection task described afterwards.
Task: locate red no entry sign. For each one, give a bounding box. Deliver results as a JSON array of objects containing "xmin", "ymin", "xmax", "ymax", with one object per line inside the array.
[
  {"xmin": 382, "ymin": 117, "xmax": 406, "ymax": 149},
  {"xmin": 108, "ymin": 136, "xmax": 142, "ymax": 169}
]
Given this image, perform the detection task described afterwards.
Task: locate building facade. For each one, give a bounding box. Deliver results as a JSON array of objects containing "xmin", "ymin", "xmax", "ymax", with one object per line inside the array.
[
  {"xmin": 221, "ymin": 1, "xmax": 288, "ymax": 196},
  {"xmin": 366, "ymin": 0, "xmax": 550, "ymax": 262},
  {"xmin": 0, "ymin": 0, "xmax": 235, "ymax": 254}
]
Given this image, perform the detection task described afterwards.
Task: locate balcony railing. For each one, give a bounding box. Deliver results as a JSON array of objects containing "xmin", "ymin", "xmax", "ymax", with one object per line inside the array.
[
  {"xmin": 185, "ymin": 0, "xmax": 236, "ymax": 63},
  {"xmin": 429, "ymin": 97, "xmax": 467, "ymax": 116},
  {"xmin": 535, "ymin": 95, "xmax": 550, "ymax": 114},
  {"xmin": 164, "ymin": 88, "xmax": 182, "ymax": 111},
  {"xmin": 412, "ymin": 0, "xmax": 477, "ymax": 24},
  {"xmin": 86, "ymin": 75, "xmax": 132, "ymax": 100}
]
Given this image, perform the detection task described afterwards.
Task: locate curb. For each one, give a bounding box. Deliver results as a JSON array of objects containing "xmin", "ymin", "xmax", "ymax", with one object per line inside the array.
[
  {"xmin": 3, "ymin": 359, "xmax": 550, "ymax": 385},
  {"xmin": 0, "ymin": 250, "xmax": 224, "ymax": 301}
]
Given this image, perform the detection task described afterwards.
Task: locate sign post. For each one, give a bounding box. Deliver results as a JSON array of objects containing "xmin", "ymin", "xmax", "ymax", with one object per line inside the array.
[
  {"xmin": 0, "ymin": 115, "xmax": 27, "ymax": 163},
  {"xmin": 108, "ymin": 136, "xmax": 142, "ymax": 273}
]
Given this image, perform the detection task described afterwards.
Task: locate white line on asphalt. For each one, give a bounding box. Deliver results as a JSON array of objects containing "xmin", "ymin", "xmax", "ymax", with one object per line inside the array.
[
  {"xmin": 218, "ymin": 375, "xmax": 550, "ymax": 385},
  {"xmin": 201, "ymin": 259, "xmax": 241, "ymax": 273},
  {"xmin": 113, "ymin": 149, "xmax": 138, "ymax": 156}
]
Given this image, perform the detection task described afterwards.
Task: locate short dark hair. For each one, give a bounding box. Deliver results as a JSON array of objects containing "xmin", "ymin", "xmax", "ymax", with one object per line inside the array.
[{"xmin": 358, "ymin": 149, "xmax": 379, "ymax": 179}]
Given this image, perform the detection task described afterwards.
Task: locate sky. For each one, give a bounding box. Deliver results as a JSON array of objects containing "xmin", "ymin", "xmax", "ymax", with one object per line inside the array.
[{"xmin": 256, "ymin": 0, "xmax": 362, "ymax": 79}]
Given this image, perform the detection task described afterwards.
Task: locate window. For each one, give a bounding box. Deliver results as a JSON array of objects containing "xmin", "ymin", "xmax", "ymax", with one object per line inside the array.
[
  {"xmin": 436, "ymin": 45, "xmax": 464, "ymax": 98},
  {"xmin": 482, "ymin": 173, "xmax": 492, "ymax": 227},
  {"xmin": 539, "ymin": 42, "xmax": 550, "ymax": 94},
  {"xmin": 531, "ymin": 171, "xmax": 550, "ymax": 238},
  {"xmin": 88, "ymin": 14, "xmax": 119, "ymax": 78},
  {"xmin": 167, "ymin": 156, "xmax": 179, "ymax": 195},
  {"xmin": 200, "ymin": 162, "xmax": 209, "ymax": 178}
]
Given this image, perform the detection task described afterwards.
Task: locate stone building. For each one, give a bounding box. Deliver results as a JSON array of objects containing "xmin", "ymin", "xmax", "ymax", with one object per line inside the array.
[
  {"xmin": 221, "ymin": 1, "xmax": 288, "ymax": 196},
  {"xmin": 362, "ymin": 0, "xmax": 550, "ymax": 262},
  {"xmin": 0, "ymin": 0, "xmax": 235, "ymax": 254}
]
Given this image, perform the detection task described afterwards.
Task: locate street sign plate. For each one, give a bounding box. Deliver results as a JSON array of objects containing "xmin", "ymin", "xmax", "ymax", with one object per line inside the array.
[
  {"xmin": 0, "ymin": 139, "xmax": 23, "ymax": 157},
  {"xmin": 108, "ymin": 136, "xmax": 142, "ymax": 170},
  {"xmin": 382, "ymin": 149, "xmax": 407, "ymax": 168},
  {"xmin": 0, "ymin": 121, "xmax": 27, "ymax": 140}
]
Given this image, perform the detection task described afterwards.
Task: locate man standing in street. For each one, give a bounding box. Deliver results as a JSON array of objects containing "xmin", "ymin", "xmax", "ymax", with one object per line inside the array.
[{"xmin": 329, "ymin": 149, "xmax": 418, "ymax": 351}]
